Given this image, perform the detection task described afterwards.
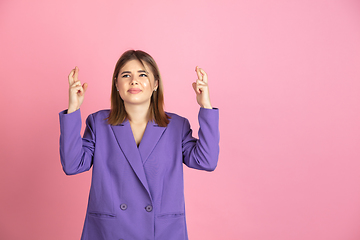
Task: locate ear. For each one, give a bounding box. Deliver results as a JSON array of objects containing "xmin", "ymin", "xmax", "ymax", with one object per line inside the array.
[{"xmin": 154, "ymin": 79, "xmax": 159, "ymax": 91}]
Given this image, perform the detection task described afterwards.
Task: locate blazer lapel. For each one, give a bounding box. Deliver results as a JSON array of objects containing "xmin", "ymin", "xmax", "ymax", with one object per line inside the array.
[
  {"xmin": 138, "ymin": 121, "xmax": 167, "ymax": 164},
  {"xmin": 110, "ymin": 120, "xmax": 151, "ymax": 197}
]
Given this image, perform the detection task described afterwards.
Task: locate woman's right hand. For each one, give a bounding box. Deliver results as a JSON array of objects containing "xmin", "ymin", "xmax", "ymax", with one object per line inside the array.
[{"xmin": 68, "ymin": 66, "xmax": 88, "ymax": 114}]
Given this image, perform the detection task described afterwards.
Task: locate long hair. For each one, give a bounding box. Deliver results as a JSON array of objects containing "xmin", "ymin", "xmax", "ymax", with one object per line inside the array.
[{"xmin": 107, "ymin": 50, "xmax": 170, "ymax": 127}]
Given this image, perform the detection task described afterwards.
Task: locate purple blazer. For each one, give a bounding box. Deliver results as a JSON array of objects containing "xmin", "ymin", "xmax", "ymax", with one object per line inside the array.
[{"xmin": 59, "ymin": 108, "xmax": 219, "ymax": 240}]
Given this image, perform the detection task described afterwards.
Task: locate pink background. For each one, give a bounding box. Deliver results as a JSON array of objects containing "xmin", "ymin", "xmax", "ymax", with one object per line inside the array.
[{"xmin": 1, "ymin": 0, "xmax": 360, "ymax": 239}]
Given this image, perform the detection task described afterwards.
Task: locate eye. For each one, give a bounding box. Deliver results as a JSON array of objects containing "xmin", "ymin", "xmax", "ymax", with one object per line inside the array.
[
  {"xmin": 121, "ymin": 74, "xmax": 130, "ymax": 78},
  {"xmin": 140, "ymin": 73, "xmax": 148, "ymax": 77}
]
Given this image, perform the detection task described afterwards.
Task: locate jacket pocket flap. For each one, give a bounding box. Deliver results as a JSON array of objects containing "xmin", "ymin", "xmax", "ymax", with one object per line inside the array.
[
  {"xmin": 157, "ymin": 212, "xmax": 184, "ymax": 219},
  {"xmin": 88, "ymin": 212, "xmax": 116, "ymax": 218}
]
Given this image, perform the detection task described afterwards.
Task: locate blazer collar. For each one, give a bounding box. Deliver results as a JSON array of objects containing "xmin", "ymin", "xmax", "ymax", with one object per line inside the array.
[{"xmin": 110, "ymin": 120, "xmax": 167, "ymax": 198}]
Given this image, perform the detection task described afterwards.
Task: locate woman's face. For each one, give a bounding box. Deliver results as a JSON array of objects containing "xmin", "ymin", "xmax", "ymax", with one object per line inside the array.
[{"xmin": 116, "ymin": 60, "xmax": 158, "ymax": 107}]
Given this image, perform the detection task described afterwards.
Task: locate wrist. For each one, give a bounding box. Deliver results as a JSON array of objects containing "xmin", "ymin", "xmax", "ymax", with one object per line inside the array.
[
  {"xmin": 67, "ymin": 106, "xmax": 78, "ymax": 114},
  {"xmin": 201, "ymin": 104, "xmax": 212, "ymax": 109}
]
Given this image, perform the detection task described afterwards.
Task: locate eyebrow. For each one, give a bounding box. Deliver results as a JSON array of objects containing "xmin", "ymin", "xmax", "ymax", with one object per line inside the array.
[{"xmin": 120, "ymin": 70, "xmax": 148, "ymax": 75}]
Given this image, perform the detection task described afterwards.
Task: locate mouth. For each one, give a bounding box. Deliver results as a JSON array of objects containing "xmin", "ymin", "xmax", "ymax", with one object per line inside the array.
[{"xmin": 128, "ymin": 88, "xmax": 142, "ymax": 94}]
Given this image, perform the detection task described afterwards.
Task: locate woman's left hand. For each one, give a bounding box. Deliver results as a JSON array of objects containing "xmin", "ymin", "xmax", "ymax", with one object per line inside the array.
[{"xmin": 192, "ymin": 66, "xmax": 212, "ymax": 109}]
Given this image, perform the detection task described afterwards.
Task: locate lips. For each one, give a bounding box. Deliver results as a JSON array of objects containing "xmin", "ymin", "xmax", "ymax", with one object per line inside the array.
[{"xmin": 128, "ymin": 88, "xmax": 142, "ymax": 94}]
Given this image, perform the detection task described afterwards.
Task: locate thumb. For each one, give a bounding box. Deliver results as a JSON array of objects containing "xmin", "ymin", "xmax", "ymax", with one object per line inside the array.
[
  {"xmin": 192, "ymin": 82, "xmax": 198, "ymax": 94},
  {"xmin": 83, "ymin": 83, "xmax": 88, "ymax": 93}
]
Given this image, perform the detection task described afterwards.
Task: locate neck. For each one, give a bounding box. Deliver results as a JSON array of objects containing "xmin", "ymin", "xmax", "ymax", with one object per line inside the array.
[{"xmin": 124, "ymin": 102, "xmax": 151, "ymax": 124}]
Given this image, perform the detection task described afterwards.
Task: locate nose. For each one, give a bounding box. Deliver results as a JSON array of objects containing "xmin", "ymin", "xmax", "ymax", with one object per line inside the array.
[{"xmin": 130, "ymin": 76, "xmax": 139, "ymax": 85}]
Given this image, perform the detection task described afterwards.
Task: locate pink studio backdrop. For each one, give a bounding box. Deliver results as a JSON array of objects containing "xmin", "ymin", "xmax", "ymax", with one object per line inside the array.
[{"xmin": 1, "ymin": 0, "xmax": 360, "ymax": 239}]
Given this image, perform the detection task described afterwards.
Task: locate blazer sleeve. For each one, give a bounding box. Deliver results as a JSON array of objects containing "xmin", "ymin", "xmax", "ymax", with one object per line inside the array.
[
  {"xmin": 182, "ymin": 108, "xmax": 220, "ymax": 171},
  {"xmin": 59, "ymin": 109, "xmax": 95, "ymax": 175}
]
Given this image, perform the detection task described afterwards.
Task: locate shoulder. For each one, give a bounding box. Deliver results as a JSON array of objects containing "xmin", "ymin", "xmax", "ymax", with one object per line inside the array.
[
  {"xmin": 166, "ymin": 112, "xmax": 188, "ymax": 126},
  {"xmin": 89, "ymin": 109, "xmax": 110, "ymax": 117},
  {"xmin": 166, "ymin": 111, "xmax": 186, "ymax": 120},
  {"xmin": 86, "ymin": 109, "xmax": 110, "ymax": 123}
]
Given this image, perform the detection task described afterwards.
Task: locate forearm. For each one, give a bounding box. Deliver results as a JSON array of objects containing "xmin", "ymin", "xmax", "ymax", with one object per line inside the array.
[
  {"xmin": 59, "ymin": 109, "xmax": 93, "ymax": 175},
  {"xmin": 183, "ymin": 108, "xmax": 220, "ymax": 171}
]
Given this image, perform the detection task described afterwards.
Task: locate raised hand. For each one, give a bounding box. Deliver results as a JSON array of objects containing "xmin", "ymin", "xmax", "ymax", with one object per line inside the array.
[
  {"xmin": 68, "ymin": 66, "xmax": 88, "ymax": 114},
  {"xmin": 192, "ymin": 66, "xmax": 212, "ymax": 109}
]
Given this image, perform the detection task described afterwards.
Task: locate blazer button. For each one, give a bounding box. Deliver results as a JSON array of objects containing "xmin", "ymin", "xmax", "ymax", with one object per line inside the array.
[
  {"xmin": 145, "ymin": 205, "xmax": 153, "ymax": 212},
  {"xmin": 120, "ymin": 203, "xmax": 127, "ymax": 210}
]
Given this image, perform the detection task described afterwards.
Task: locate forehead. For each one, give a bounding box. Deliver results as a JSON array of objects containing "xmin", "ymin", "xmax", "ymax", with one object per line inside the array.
[{"xmin": 120, "ymin": 59, "xmax": 151, "ymax": 72}]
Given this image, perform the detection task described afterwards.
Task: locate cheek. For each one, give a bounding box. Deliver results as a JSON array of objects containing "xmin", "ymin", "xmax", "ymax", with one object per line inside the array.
[
  {"xmin": 117, "ymin": 81, "xmax": 127, "ymax": 91},
  {"xmin": 144, "ymin": 77, "xmax": 156, "ymax": 88},
  {"xmin": 117, "ymin": 82, "xmax": 126, "ymax": 98},
  {"xmin": 141, "ymin": 80, "xmax": 153, "ymax": 90},
  {"xmin": 142, "ymin": 82, "xmax": 149, "ymax": 87}
]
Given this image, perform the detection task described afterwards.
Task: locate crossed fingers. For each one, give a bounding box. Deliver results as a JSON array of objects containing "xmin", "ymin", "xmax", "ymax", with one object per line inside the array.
[{"xmin": 193, "ymin": 66, "xmax": 208, "ymax": 94}]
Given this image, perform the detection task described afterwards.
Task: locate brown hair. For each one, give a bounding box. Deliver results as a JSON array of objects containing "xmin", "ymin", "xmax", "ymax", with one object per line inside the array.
[{"xmin": 107, "ymin": 50, "xmax": 170, "ymax": 127}]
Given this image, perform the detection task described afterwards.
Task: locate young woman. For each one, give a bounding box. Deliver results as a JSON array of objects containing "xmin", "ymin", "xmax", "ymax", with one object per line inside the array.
[{"xmin": 59, "ymin": 50, "xmax": 219, "ymax": 240}]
